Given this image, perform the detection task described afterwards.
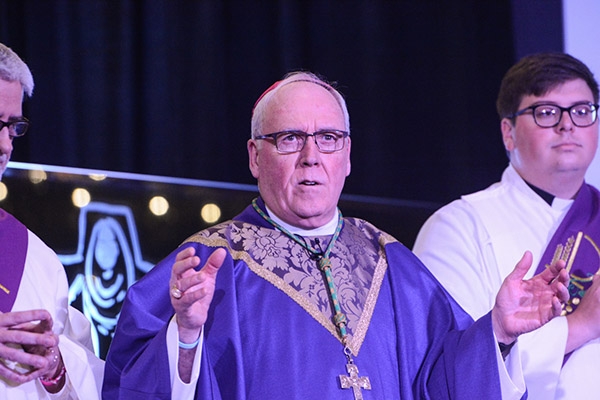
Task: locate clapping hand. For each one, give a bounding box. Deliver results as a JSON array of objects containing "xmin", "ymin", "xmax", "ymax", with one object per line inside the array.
[{"xmin": 492, "ymin": 251, "xmax": 570, "ymax": 345}]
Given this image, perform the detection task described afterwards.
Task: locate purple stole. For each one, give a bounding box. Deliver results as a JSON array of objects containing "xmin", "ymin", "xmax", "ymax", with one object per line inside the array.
[
  {"xmin": 535, "ymin": 183, "xmax": 600, "ymax": 315},
  {"xmin": 0, "ymin": 209, "xmax": 28, "ymax": 313}
]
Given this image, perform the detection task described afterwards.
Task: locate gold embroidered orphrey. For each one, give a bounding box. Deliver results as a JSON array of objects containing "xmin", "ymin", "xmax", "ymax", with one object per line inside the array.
[
  {"xmin": 548, "ymin": 231, "xmax": 600, "ymax": 315},
  {"xmin": 0, "ymin": 284, "xmax": 9, "ymax": 294}
]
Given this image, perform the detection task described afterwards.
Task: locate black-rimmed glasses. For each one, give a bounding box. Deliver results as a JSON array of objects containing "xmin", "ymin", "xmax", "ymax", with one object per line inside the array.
[
  {"xmin": 254, "ymin": 129, "xmax": 349, "ymax": 154},
  {"xmin": 509, "ymin": 103, "xmax": 599, "ymax": 128},
  {"xmin": 0, "ymin": 118, "xmax": 30, "ymax": 138}
]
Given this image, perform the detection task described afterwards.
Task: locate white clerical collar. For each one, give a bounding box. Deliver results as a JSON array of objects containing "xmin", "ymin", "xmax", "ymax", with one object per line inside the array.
[
  {"xmin": 551, "ymin": 196, "xmax": 573, "ymax": 212},
  {"xmin": 264, "ymin": 205, "xmax": 339, "ymax": 236},
  {"xmin": 511, "ymin": 164, "xmax": 575, "ymax": 212}
]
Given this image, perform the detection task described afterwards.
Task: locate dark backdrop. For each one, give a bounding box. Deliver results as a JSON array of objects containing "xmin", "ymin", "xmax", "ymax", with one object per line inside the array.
[{"xmin": 0, "ymin": 0, "xmax": 563, "ymax": 205}]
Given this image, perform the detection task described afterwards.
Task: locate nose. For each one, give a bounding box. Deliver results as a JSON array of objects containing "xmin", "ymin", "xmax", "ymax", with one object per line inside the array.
[
  {"xmin": 556, "ymin": 109, "xmax": 574, "ymax": 132},
  {"xmin": 0, "ymin": 125, "xmax": 13, "ymax": 155},
  {"xmin": 299, "ymin": 135, "xmax": 321, "ymax": 166}
]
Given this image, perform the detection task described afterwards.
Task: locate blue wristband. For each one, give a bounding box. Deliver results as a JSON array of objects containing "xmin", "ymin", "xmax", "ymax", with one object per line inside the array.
[{"xmin": 178, "ymin": 337, "xmax": 200, "ymax": 349}]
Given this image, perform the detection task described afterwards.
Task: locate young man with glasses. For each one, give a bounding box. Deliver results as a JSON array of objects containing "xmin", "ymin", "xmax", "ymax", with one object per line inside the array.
[
  {"xmin": 0, "ymin": 42, "xmax": 104, "ymax": 399},
  {"xmin": 104, "ymin": 71, "xmax": 569, "ymax": 399},
  {"xmin": 414, "ymin": 52, "xmax": 600, "ymax": 399}
]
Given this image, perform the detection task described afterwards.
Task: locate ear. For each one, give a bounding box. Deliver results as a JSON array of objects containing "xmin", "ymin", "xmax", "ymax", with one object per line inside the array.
[
  {"xmin": 248, "ymin": 139, "xmax": 260, "ymax": 179},
  {"xmin": 500, "ymin": 118, "xmax": 516, "ymax": 152}
]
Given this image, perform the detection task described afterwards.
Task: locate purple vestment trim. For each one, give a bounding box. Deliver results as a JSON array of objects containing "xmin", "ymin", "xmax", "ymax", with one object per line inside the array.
[
  {"xmin": 0, "ymin": 209, "xmax": 28, "ymax": 312},
  {"xmin": 535, "ymin": 184, "xmax": 600, "ymax": 312}
]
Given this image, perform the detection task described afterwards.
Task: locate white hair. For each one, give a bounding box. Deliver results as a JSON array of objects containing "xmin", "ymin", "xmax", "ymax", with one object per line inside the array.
[{"xmin": 0, "ymin": 43, "xmax": 34, "ymax": 97}]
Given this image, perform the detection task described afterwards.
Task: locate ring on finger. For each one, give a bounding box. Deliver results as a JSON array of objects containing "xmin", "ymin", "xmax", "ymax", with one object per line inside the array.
[{"xmin": 171, "ymin": 285, "xmax": 183, "ymax": 299}]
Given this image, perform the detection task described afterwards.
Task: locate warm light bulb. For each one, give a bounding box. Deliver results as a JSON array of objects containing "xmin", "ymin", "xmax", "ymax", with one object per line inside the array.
[
  {"xmin": 28, "ymin": 169, "xmax": 47, "ymax": 184},
  {"xmin": 0, "ymin": 182, "xmax": 7, "ymax": 201},
  {"xmin": 149, "ymin": 196, "xmax": 169, "ymax": 216},
  {"xmin": 72, "ymin": 188, "xmax": 91, "ymax": 208},
  {"xmin": 201, "ymin": 203, "xmax": 221, "ymax": 224}
]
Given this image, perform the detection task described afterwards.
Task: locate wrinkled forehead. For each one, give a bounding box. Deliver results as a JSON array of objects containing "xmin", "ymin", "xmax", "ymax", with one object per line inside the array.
[
  {"xmin": 256, "ymin": 76, "xmax": 348, "ymax": 120},
  {"xmin": 262, "ymin": 82, "xmax": 345, "ymax": 132}
]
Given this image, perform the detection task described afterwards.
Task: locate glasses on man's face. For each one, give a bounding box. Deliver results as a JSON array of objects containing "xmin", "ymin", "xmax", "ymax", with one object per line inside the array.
[
  {"xmin": 0, "ymin": 118, "xmax": 30, "ymax": 138},
  {"xmin": 509, "ymin": 103, "xmax": 599, "ymax": 128},
  {"xmin": 254, "ymin": 129, "xmax": 349, "ymax": 154}
]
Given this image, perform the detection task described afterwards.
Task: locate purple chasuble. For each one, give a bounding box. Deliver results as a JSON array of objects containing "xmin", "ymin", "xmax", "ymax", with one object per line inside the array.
[
  {"xmin": 535, "ymin": 183, "xmax": 600, "ymax": 314},
  {"xmin": 104, "ymin": 198, "xmax": 502, "ymax": 400},
  {"xmin": 0, "ymin": 209, "xmax": 28, "ymax": 312}
]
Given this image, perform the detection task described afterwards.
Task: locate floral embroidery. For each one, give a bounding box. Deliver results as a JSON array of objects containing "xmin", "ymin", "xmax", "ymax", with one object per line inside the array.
[{"xmin": 187, "ymin": 217, "xmax": 394, "ymax": 355}]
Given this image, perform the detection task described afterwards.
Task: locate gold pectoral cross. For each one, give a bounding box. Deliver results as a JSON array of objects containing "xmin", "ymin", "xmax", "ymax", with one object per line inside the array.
[{"xmin": 339, "ymin": 361, "xmax": 371, "ymax": 400}]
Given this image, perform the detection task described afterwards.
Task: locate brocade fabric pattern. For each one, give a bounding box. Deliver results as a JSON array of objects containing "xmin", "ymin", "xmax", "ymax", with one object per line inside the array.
[{"xmin": 187, "ymin": 217, "xmax": 391, "ymax": 355}]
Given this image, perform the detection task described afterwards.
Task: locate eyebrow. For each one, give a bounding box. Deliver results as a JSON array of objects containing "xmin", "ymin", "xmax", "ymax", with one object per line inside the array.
[
  {"xmin": 0, "ymin": 115, "xmax": 25, "ymax": 122},
  {"xmin": 525, "ymin": 100, "xmax": 593, "ymax": 107}
]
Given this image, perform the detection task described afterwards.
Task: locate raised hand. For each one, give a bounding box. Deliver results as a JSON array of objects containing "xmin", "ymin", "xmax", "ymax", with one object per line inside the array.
[
  {"xmin": 492, "ymin": 251, "xmax": 570, "ymax": 345},
  {"xmin": 169, "ymin": 247, "xmax": 227, "ymax": 343},
  {"xmin": 0, "ymin": 309, "xmax": 61, "ymax": 385}
]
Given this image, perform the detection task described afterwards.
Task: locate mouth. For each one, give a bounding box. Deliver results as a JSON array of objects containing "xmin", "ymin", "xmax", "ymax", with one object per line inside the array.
[
  {"xmin": 299, "ymin": 180, "xmax": 319, "ymax": 186},
  {"xmin": 553, "ymin": 142, "xmax": 581, "ymax": 150}
]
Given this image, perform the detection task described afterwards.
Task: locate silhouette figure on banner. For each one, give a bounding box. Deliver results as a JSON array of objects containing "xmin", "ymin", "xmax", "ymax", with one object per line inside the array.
[{"xmin": 59, "ymin": 203, "xmax": 153, "ymax": 358}]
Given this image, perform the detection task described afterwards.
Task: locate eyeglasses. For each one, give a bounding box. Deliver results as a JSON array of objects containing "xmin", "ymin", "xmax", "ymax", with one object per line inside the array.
[
  {"xmin": 0, "ymin": 118, "xmax": 30, "ymax": 138},
  {"xmin": 509, "ymin": 103, "xmax": 599, "ymax": 128},
  {"xmin": 254, "ymin": 129, "xmax": 349, "ymax": 154}
]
